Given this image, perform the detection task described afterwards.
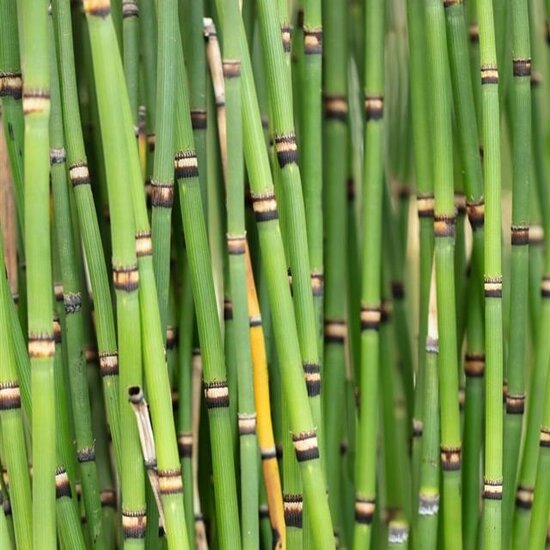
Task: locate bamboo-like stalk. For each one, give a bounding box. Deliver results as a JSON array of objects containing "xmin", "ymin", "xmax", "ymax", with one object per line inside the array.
[
  {"xmin": 51, "ymin": 0, "xmax": 122, "ymax": 473},
  {"xmin": 476, "ymin": 0, "xmax": 504, "ymax": 543},
  {"xmin": 180, "ymin": 0, "xmax": 207, "ymax": 215},
  {"xmin": 414, "ymin": 265, "xmax": 440, "ymax": 549},
  {"xmin": 502, "ymin": 0, "xmax": 532, "ymax": 540},
  {"xmin": 352, "ymin": 0, "xmax": 385, "ymax": 547},
  {"xmin": 300, "ymin": 0, "xmax": 323, "ymax": 351},
  {"xmin": 510, "ymin": 4, "xmax": 550, "ymax": 545},
  {"xmin": 424, "ymin": 0, "xmax": 463, "ymax": 546},
  {"xmin": 244, "ymin": 242, "xmax": 285, "ymax": 549},
  {"xmin": 321, "ymin": 0, "xmax": 349, "ymax": 541},
  {"xmin": 82, "ymin": 3, "xmax": 147, "ymax": 547},
  {"xmin": 406, "ymin": 0, "xmax": 434, "ymax": 516},
  {"xmin": 220, "ymin": 1, "xmax": 260, "ymax": 546},
  {"xmin": 0, "ymin": 0, "xmax": 25, "ymax": 242},
  {"xmin": 18, "ymin": 0, "xmax": 56, "ymax": 545},
  {"xmin": 150, "ymin": 0, "xmax": 176, "ymax": 335},
  {"xmin": 461, "ymin": 282, "xmax": 485, "ymax": 548},
  {"xmin": 0, "ymin": 237, "xmax": 31, "ymax": 549}
]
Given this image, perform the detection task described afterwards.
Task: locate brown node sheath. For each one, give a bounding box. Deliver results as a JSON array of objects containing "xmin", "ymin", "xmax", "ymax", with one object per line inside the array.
[
  {"xmin": 323, "ymin": 94, "xmax": 348, "ymax": 121},
  {"xmin": 135, "ymin": 232, "xmax": 153, "ymax": 257},
  {"xmin": 464, "ymin": 353, "xmax": 485, "ymax": 377},
  {"xmin": 292, "ymin": 431, "xmax": 319, "ymax": 462},
  {"xmin": 227, "ymin": 234, "xmax": 246, "ymax": 255},
  {"xmin": 158, "ymin": 470, "xmax": 183, "ymax": 495},
  {"xmin": 50, "ymin": 147, "xmax": 66, "ymax": 165},
  {"xmin": 303, "ymin": 28, "xmax": 322, "ymax": 55},
  {"xmin": 122, "ymin": 0, "xmax": 139, "ymax": 18},
  {"xmin": 417, "ymin": 194, "xmax": 435, "ymax": 218},
  {"xmin": 513, "ymin": 58, "xmax": 531, "ymax": 77},
  {"xmin": 391, "ymin": 281, "xmax": 404, "ymax": 300},
  {"xmin": 191, "ymin": 109, "xmax": 207, "ymax": 130},
  {"xmin": 515, "ymin": 485, "xmax": 534, "ymax": 509},
  {"xmin": 249, "ymin": 314, "xmax": 262, "ymax": 327},
  {"xmin": 251, "ymin": 191, "xmax": 279, "ymax": 222},
  {"xmin": 274, "ymin": 133, "xmax": 298, "ymax": 167},
  {"xmin": 222, "ymin": 60, "xmax": 241, "ymax": 79},
  {"xmin": 469, "ymin": 23, "xmax": 479, "ymax": 43},
  {"xmin": 22, "ymin": 90, "xmax": 50, "ymax": 115},
  {"xmin": 178, "ymin": 433, "xmax": 193, "ymax": 458},
  {"xmin": 412, "ymin": 418, "xmax": 423, "ymax": 438},
  {"xmin": 360, "ymin": 305, "xmax": 382, "ymax": 331},
  {"xmin": 85, "ymin": 346, "xmax": 98, "ymax": 364},
  {"xmin": 540, "ymin": 427, "xmax": 550, "ymax": 447},
  {"xmin": 122, "ymin": 510, "xmax": 147, "ymax": 539},
  {"xmin": 99, "ymin": 352, "xmax": 119, "ymax": 377},
  {"xmin": 440, "ymin": 446, "xmax": 461, "ymax": 471},
  {"xmin": 203, "ymin": 380, "xmax": 230, "ymax": 409},
  {"xmin": 311, "ymin": 272, "xmax": 324, "ymax": 296},
  {"xmin": 506, "ymin": 394, "xmax": 525, "ymax": 414},
  {"xmin": 28, "ymin": 334, "xmax": 55, "ymax": 359},
  {"xmin": 347, "ymin": 178, "xmax": 356, "ymax": 202},
  {"xmin": 418, "ymin": 493, "xmax": 439, "ymax": 516},
  {"xmin": 481, "ymin": 65, "xmax": 499, "ymax": 84},
  {"xmin": 541, "ymin": 276, "xmax": 550, "ymax": 298},
  {"xmin": 112, "ymin": 266, "xmax": 139, "ymax": 292},
  {"xmin": 303, "ymin": 363, "xmax": 321, "ymax": 397},
  {"xmin": 0, "ymin": 71, "xmax": 22, "ymax": 99},
  {"xmin": 433, "ymin": 214, "xmax": 456, "ymax": 238},
  {"xmin": 238, "ymin": 413, "xmax": 257, "ymax": 436},
  {"xmin": 388, "ymin": 523, "xmax": 409, "ymax": 544},
  {"xmin": 77, "ymin": 447, "xmax": 96, "ymax": 463},
  {"xmin": 484, "ymin": 277, "xmax": 503, "ymax": 298},
  {"xmin": 355, "ymin": 498, "xmax": 375, "ymax": 524},
  {"xmin": 483, "ymin": 479, "xmax": 503, "ymax": 500},
  {"xmin": 511, "ymin": 225, "xmax": 529, "ymax": 246},
  {"xmin": 53, "ymin": 317, "xmax": 62, "ymax": 344},
  {"xmin": 224, "ymin": 299, "xmax": 233, "ymax": 320},
  {"xmin": 166, "ymin": 326, "xmax": 177, "ymax": 350},
  {"xmin": 443, "ymin": 0, "xmax": 461, "ymax": 6},
  {"xmin": 261, "ymin": 447, "xmax": 277, "ymax": 461},
  {"xmin": 64, "ymin": 292, "xmax": 82, "ymax": 314},
  {"xmin": 454, "ymin": 193, "xmax": 466, "ymax": 215},
  {"xmin": 259, "ymin": 504, "xmax": 269, "ymax": 520},
  {"xmin": 54, "ymin": 282, "xmax": 64, "ymax": 303},
  {"xmin": 147, "ymin": 133, "xmax": 156, "ymax": 152},
  {"xmin": 83, "ymin": 0, "xmax": 111, "ymax": 16},
  {"xmin": 281, "ymin": 25, "xmax": 292, "ymax": 53},
  {"xmin": 283, "ymin": 494, "xmax": 303, "ymax": 528},
  {"xmin": 531, "ymin": 72, "xmax": 542, "ymax": 88},
  {"xmin": 324, "ymin": 319, "xmax": 346, "ymax": 343},
  {"xmin": 150, "ymin": 182, "xmax": 174, "ymax": 208},
  {"xmin": 0, "ymin": 383, "xmax": 21, "ymax": 410},
  {"xmin": 466, "ymin": 199, "xmax": 485, "ymax": 229},
  {"xmin": 69, "ymin": 162, "xmax": 91, "ymax": 187},
  {"xmin": 364, "ymin": 96, "xmax": 384, "ymax": 121},
  {"xmin": 55, "ymin": 468, "xmax": 72, "ymax": 499}
]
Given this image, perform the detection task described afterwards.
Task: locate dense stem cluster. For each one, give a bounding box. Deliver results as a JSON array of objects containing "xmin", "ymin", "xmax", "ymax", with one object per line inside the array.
[{"xmin": 1, "ymin": 0, "xmax": 550, "ymax": 548}]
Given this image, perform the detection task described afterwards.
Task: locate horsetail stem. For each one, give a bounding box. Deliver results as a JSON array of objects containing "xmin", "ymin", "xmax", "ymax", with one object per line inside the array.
[
  {"xmin": 425, "ymin": 0, "xmax": 463, "ymax": 545},
  {"xmin": 353, "ymin": 0, "xmax": 385, "ymax": 547},
  {"xmin": 19, "ymin": 0, "xmax": 57, "ymax": 546}
]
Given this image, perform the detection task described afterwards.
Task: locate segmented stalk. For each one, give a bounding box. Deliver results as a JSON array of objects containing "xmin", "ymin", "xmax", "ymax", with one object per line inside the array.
[
  {"xmin": 353, "ymin": 0, "xmax": 385, "ymax": 547},
  {"xmin": 425, "ymin": 0, "xmax": 463, "ymax": 546},
  {"xmin": 82, "ymin": 2, "xmax": 147, "ymax": 546},
  {"xmin": 19, "ymin": 0, "xmax": 56, "ymax": 545},
  {"xmin": 476, "ymin": 0, "xmax": 504, "ymax": 543},
  {"xmin": 502, "ymin": 0, "xmax": 532, "ymax": 540}
]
